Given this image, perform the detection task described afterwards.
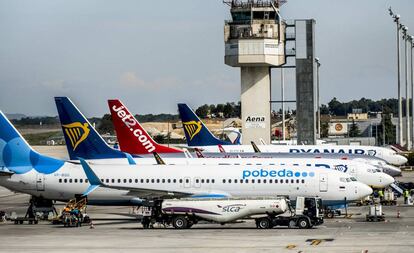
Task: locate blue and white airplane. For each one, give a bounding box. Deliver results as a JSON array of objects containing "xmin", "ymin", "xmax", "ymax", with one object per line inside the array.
[
  {"xmin": 54, "ymin": 97, "xmax": 393, "ymax": 189},
  {"xmin": 177, "ymin": 104, "xmax": 408, "ymax": 166},
  {"xmin": 0, "ymin": 111, "xmax": 372, "ymax": 206}
]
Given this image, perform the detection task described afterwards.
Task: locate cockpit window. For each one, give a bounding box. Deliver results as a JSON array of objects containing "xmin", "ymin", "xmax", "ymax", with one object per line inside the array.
[
  {"xmin": 346, "ymin": 178, "xmax": 351, "ymax": 182},
  {"xmin": 340, "ymin": 178, "xmax": 347, "ymax": 182},
  {"xmin": 350, "ymin": 177, "xmax": 357, "ymax": 181}
]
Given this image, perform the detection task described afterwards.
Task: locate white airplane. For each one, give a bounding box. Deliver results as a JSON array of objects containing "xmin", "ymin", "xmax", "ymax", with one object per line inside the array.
[
  {"xmin": 0, "ymin": 111, "xmax": 372, "ymax": 206},
  {"xmin": 177, "ymin": 103, "xmax": 408, "ymax": 166},
  {"xmin": 54, "ymin": 97, "xmax": 393, "ymax": 189}
]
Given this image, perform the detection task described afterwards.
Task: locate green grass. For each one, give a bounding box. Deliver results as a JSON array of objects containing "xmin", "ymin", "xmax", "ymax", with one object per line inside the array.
[{"xmin": 22, "ymin": 131, "xmax": 62, "ymax": 145}]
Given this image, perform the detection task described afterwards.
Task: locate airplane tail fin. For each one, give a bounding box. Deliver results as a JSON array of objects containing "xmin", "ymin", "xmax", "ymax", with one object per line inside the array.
[
  {"xmin": 108, "ymin": 99, "xmax": 182, "ymax": 155},
  {"xmin": 0, "ymin": 111, "xmax": 64, "ymax": 174},
  {"xmin": 177, "ymin": 103, "xmax": 232, "ymax": 147},
  {"xmin": 55, "ymin": 97, "xmax": 127, "ymax": 160}
]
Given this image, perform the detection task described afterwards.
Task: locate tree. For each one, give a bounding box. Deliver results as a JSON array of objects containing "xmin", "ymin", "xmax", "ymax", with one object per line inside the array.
[
  {"xmin": 378, "ymin": 110, "xmax": 396, "ymax": 145},
  {"xmin": 195, "ymin": 104, "xmax": 209, "ymax": 118},
  {"xmin": 348, "ymin": 120, "xmax": 360, "ymax": 137},
  {"xmin": 223, "ymin": 103, "xmax": 234, "ymax": 118},
  {"xmin": 96, "ymin": 114, "xmax": 114, "ymax": 134},
  {"xmin": 320, "ymin": 121, "xmax": 329, "ymax": 138}
]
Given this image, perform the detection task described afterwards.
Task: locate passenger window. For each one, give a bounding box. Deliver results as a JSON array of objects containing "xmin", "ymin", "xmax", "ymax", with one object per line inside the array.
[
  {"xmin": 291, "ymin": 179, "xmax": 294, "ymax": 184},
  {"xmin": 302, "ymin": 179, "xmax": 305, "ymax": 183},
  {"xmin": 245, "ymin": 179, "xmax": 248, "ymax": 183},
  {"xmin": 185, "ymin": 179, "xmax": 189, "ymax": 183},
  {"xmin": 222, "ymin": 179, "xmax": 226, "ymax": 183},
  {"xmin": 269, "ymin": 179, "xmax": 273, "ymax": 183},
  {"xmin": 296, "ymin": 179, "xmax": 299, "ymax": 184},
  {"xmin": 206, "ymin": 179, "xmax": 209, "ymax": 183},
  {"xmin": 135, "ymin": 179, "xmax": 138, "ymax": 183},
  {"xmin": 201, "ymin": 179, "xmax": 205, "ymax": 183},
  {"xmin": 240, "ymin": 180, "xmax": 243, "ymax": 184},
  {"xmin": 151, "ymin": 179, "xmax": 155, "ymax": 183},
  {"xmin": 252, "ymin": 179, "xmax": 255, "ymax": 183},
  {"xmin": 174, "ymin": 179, "xmax": 177, "ymax": 183},
  {"xmin": 285, "ymin": 179, "xmax": 289, "ymax": 183},
  {"xmin": 212, "ymin": 179, "xmax": 215, "ymax": 183},
  {"xmin": 156, "ymin": 179, "xmax": 160, "ymax": 183},
  {"xmin": 59, "ymin": 179, "xmax": 62, "ymax": 183},
  {"xmin": 234, "ymin": 179, "xmax": 238, "ymax": 183},
  {"xmin": 123, "ymin": 179, "xmax": 127, "ymax": 183},
  {"xmin": 162, "ymin": 179, "xmax": 165, "ymax": 183},
  {"xmin": 196, "ymin": 179, "xmax": 199, "ymax": 183},
  {"xmin": 64, "ymin": 179, "xmax": 67, "ymax": 183},
  {"xmin": 257, "ymin": 179, "xmax": 261, "ymax": 183},
  {"xmin": 280, "ymin": 180, "xmax": 283, "ymax": 184},
  {"xmin": 141, "ymin": 179, "xmax": 144, "ymax": 183},
  {"xmin": 263, "ymin": 179, "xmax": 267, "ymax": 183},
  {"xmin": 74, "ymin": 179, "xmax": 78, "ymax": 183},
  {"xmin": 118, "ymin": 179, "xmax": 121, "ymax": 183},
  {"xmin": 179, "ymin": 179, "xmax": 183, "ymax": 183},
  {"xmin": 146, "ymin": 179, "xmax": 149, "ymax": 183},
  {"xmin": 167, "ymin": 179, "xmax": 171, "ymax": 183},
  {"xmin": 106, "ymin": 179, "xmax": 109, "ymax": 183},
  {"xmin": 69, "ymin": 179, "xmax": 72, "ymax": 183},
  {"xmin": 80, "ymin": 179, "xmax": 83, "ymax": 183},
  {"xmin": 228, "ymin": 179, "xmax": 232, "ymax": 183},
  {"xmin": 129, "ymin": 179, "xmax": 132, "ymax": 183},
  {"xmin": 111, "ymin": 179, "xmax": 114, "ymax": 183},
  {"xmin": 85, "ymin": 179, "xmax": 89, "ymax": 183},
  {"xmin": 275, "ymin": 179, "xmax": 278, "ymax": 183}
]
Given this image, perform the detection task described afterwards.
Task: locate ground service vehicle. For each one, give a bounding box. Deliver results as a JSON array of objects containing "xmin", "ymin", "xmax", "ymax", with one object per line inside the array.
[{"xmin": 140, "ymin": 197, "xmax": 323, "ymax": 229}]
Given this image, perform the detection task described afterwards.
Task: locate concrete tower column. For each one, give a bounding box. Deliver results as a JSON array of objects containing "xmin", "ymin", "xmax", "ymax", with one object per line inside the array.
[{"xmin": 241, "ymin": 67, "xmax": 271, "ymax": 144}]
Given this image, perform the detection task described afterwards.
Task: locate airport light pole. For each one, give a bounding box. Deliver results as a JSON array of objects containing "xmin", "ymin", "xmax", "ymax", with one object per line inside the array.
[
  {"xmin": 411, "ymin": 36, "xmax": 414, "ymax": 147},
  {"xmin": 315, "ymin": 57, "xmax": 321, "ymax": 139},
  {"xmin": 403, "ymin": 26, "xmax": 411, "ymax": 149},
  {"xmin": 389, "ymin": 7, "xmax": 403, "ymax": 146}
]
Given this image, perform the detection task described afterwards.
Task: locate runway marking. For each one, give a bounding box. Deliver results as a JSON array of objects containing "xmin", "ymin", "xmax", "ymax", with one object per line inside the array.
[
  {"xmin": 285, "ymin": 244, "xmax": 296, "ymax": 249},
  {"xmin": 306, "ymin": 238, "xmax": 334, "ymax": 246}
]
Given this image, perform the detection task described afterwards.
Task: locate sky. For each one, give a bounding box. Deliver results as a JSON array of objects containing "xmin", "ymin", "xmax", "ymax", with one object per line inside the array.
[{"xmin": 0, "ymin": 0, "xmax": 413, "ymax": 117}]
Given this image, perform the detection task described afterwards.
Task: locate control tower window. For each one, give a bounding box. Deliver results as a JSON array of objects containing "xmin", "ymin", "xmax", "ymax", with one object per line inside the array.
[{"xmin": 232, "ymin": 12, "xmax": 251, "ymax": 21}]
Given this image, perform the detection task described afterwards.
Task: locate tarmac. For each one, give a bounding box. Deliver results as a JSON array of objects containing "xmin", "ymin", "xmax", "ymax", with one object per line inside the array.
[{"xmin": 0, "ymin": 146, "xmax": 413, "ymax": 252}]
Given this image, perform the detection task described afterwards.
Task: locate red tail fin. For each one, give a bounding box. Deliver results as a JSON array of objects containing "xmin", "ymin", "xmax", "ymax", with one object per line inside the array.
[{"xmin": 108, "ymin": 99, "xmax": 182, "ymax": 154}]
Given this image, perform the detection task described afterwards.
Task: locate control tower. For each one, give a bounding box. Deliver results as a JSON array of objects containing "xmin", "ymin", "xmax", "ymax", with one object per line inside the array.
[{"xmin": 224, "ymin": 0, "xmax": 286, "ymax": 144}]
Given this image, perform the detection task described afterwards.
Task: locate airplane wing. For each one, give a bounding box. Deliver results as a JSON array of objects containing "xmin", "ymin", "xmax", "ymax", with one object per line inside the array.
[{"xmin": 79, "ymin": 159, "xmax": 227, "ymax": 199}]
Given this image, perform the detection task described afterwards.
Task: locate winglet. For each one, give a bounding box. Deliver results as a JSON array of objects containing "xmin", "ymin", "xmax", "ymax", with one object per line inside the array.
[
  {"xmin": 79, "ymin": 158, "xmax": 102, "ymax": 196},
  {"xmin": 124, "ymin": 153, "xmax": 137, "ymax": 165},
  {"xmin": 251, "ymin": 141, "xmax": 261, "ymax": 153},
  {"xmin": 153, "ymin": 152, "xmax": 166, "ymax": 165}
]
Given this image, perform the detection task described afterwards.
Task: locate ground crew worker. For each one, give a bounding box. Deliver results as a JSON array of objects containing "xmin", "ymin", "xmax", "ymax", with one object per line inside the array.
[
  {"xmin": 378, "ymin": 189, "xmax": 384, "ymax": 202},
  {"xmin": 404, "ymin": 189, "xmax": 410, "ymax": 204}
]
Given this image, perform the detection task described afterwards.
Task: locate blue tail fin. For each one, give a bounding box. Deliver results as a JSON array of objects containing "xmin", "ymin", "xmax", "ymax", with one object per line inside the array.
[
  {"xmin": 55, "ymin": 97, "xmax": 127, "ymax": 160},
  {"xmin": 0, "ymin": 111, "xmax": 64, "ymax": 174},
  {"xmin": 177, "ymin": 104, "xmax": 233, "ymax": 147}
]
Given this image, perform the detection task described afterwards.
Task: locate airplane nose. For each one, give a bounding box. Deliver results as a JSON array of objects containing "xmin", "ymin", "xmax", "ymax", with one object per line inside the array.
[
  {"xmin": 385, "ymin": 165, "xmax": 402, "ymax": 177},
  {"xmin": 381, "ymin": 174, "xmax": 395, "ymax": 187},
  {"xmin": 359, "ymin": 183, "xmax": 373, "ymax": 198},
  {"xmin": 394, "ymin": 155, "xmax": 408, "ymax": 166}
]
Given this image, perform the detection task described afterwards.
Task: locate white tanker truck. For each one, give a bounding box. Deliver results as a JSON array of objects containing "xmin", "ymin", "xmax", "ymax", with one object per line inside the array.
[{"xmin": 140, "ymin": 196, "xmax": 323, "ymax": 229}]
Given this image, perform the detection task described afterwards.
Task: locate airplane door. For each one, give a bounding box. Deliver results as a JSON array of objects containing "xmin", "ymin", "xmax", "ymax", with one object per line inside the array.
[
  {"xmin": 319, "ymin": 173, "xmax": 328, "ymax": 192},
  {"xmin": 194, "ymin": 177, "xmax": 201, "ymax": 188},
  {"xmin": 184, "ymin": 177, "xmax": 191, "ymax": 188},
  {"xmin": 36, "ymin": 174, "xmax": 45, "ymax": 191}
]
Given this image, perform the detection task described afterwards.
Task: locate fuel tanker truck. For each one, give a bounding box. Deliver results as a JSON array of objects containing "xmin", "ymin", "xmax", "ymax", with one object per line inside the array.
[{"xmin": 140, "ymin": 196, "xmax": 323, "ymax": 229}]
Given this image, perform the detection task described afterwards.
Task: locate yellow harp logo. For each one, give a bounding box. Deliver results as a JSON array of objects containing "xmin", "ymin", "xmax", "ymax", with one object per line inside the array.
[
  {"xmin": 183, "ymin": 121, "xmax": 202, "ymax": 140},
  {"xmin": 62, "ymin": 122, "xmax": 90, "ymax": 151}
]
